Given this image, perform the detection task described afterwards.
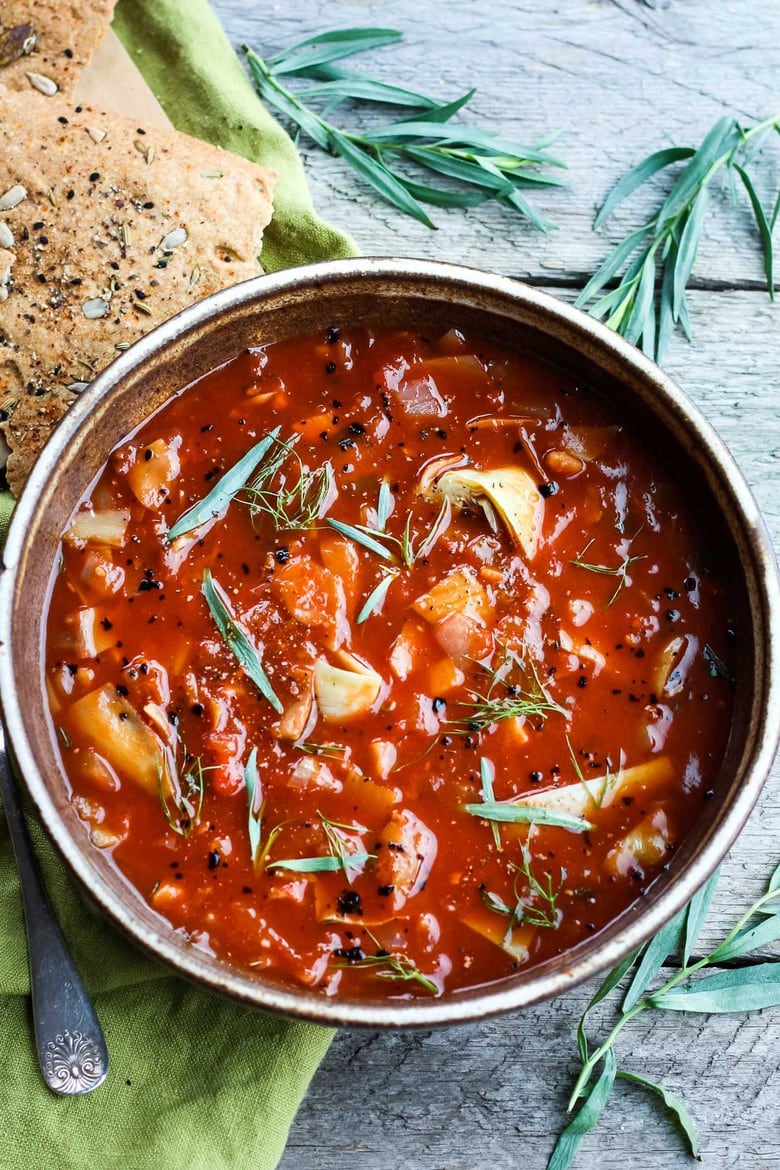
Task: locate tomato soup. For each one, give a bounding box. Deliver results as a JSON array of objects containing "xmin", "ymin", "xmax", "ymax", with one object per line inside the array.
[{"xmin": 44, "ymin": 325, "xmax": 735, "ymax": 999}]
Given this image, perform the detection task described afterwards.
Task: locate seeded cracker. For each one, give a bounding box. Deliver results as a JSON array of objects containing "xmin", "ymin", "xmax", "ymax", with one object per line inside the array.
[
  {"xmin": 0, "ymin": 2, "xmax": 116, "ymax": 99},
  {"xmin": 0, "ymin": 89, "xmax": 276, "ymax": 493}
]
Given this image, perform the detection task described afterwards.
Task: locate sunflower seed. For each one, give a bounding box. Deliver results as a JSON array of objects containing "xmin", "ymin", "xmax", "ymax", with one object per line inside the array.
[
  {"xmin": 67, "ymin": 381, "xmax": 90, "ymax": 393},
  {"xmin": 160, "ymin": 227, "xmax": 187, "ymax": 251},
  {"xmin": 86, "ymin": 125, "xmax": 107, "ymax": 144},
  {"xmin": 26, "ymin": 70, "xmax": 58, "ymax": 96},
  {"xmin": 0, "ymin": 185, "xmax": 27, "ymax": 212},
  {"xmin": 0, "ymin": 222, "xmax": 14, "ymax": 248},
  {"xmin": 189, "ymin": 266, "xmax": 201, "ymax": 289},
  {"xmin": 82, "ymin": 297, "xmax": 110, "ymax": 319}
]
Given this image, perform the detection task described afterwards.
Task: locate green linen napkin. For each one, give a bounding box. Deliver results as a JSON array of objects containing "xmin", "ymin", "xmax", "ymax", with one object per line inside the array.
[{"xmin": 0, "ymin": 1, "xmax": 358, "ymax": 1166}]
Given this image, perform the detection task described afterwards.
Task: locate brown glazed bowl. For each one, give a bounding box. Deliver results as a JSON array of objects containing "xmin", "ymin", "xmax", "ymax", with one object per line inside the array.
[{"xmin": 1, "ymin": 258, "xmax": 778, "ymax": 1027}]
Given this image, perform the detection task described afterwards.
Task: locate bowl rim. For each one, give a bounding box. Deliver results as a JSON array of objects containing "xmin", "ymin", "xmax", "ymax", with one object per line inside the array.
[{"xmin": 1, "ymin": 256, "xmax": 779, "ymax": 1027}]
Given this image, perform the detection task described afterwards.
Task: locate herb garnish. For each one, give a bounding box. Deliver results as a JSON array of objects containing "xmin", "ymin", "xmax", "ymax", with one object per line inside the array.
[
  {"xmin": 549, "ymin": 860, "xmax": 780, "ymax": 1169},
  {"xmin": 480, "ymin": 757, "xmax": 502, "ymax": 852},
  {"xmin": 158, "ymin": 745, "xmax": 207, "ymax": 839},
  {"xmin": 244, "ymin": 28, "xmax": 566, "ymax": 230},
  {"xmin": 202, "ymin": 569, "xmax": 283, "ymax": 713},
  {"xmin": 267, "ymin": 812, "xmax": 375, "ymax": 877},
  {"xmin": 482, "ymin": 840, "xmax": 565, "ymax": 930},
  {"xmin": 702, "ymin": 642, "xmax": 733, "ymax": 682},
  {"xmin": 240, "ymin": 432, "xmax": 336, "ymax": 531},
  {"xmin": 577, "ymin": 114, "xmax": 780, "ymax": 361},
  {"xmin": 570, "ymin": 532, "xmax": 645, "ymax": 607},
  {"xmin": 463, "ymin": 799, "xmax": 593, "ymax": 834},
  {"xmin": 356, "ymin": 568, "xmax": 400, "ymax": 624},
  {"xmin": 296, "ymin": 741, "xmax": 348, "ymax": 759},
  {"xmin": 334, "ymin": 928, "xmax": 438, "ymax": 995},
  {"xmin": 452, "ymin": 650, "xmax": 568, "ymax": 733},
  {"xmin": 328, "ymin": 493, "xmax": 451, "ymax": 568},
  {"xmin": 166, "ymin": 427, "xmax": 281, "ymax": 541},
  {"xmin": 244, "ymin": 747, "xmax": 263, "ymax": 865}
]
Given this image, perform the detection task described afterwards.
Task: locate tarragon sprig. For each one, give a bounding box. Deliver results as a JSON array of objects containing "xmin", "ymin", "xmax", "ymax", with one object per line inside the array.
[
  {"xmin": 549, "ymin": 859, "xmax": 780, "ymax": 1169},
  {"xmin": 244, "ymin": 28, "xmax": 566, "ymax": 230},
  {"xmin": 578, "ymin": 114, "xmax": 780, "ymax": 361}
]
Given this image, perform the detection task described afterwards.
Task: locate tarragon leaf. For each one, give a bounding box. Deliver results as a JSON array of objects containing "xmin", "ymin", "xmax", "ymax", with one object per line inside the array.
[
  {"xmin": 576, "ymin": 950, "xmax": 640, "ymax": 1063},
  {"xmin": 651, "ymin": 962, "xmax": 780, "ymax": 1013},
  {"xmin": 673, "ymin": 186, "xmax": 709, "ymax": 320},
  {"xmin": 547, "ymin": 1048, "xmax": 617, "ymax": 1170},
  {"xmin": 709, "ymin": 913, "xmax": 780, "ymax": 963},
  {"xmin": 330, "ymin": 129, "xmax": 436, "ymax": 227},
  {"xmin": 202, "ymin": 569, "xmax": 283, "ymax": 713},
  {"xmin": 167, "ymin": 427, "xmax": 281, "ymax": 541},
  {"xmin": 617, "ymin": 1071, "xmax": 700, "ymax": 1160},
  {"xmin": 594, "ymin": 146, "xmax": 696, "ymax": 228},
  {"xmin": 244, "ymin": 747, "xmax": 262, "ymax": 864},
  {"xmin": 622, "ymin": 905, "xmax": 688, "ymax": 1013},
  {"xmin": 683, "ymin": 869, "xmax": 720, "ymax": 965},
  {"xmin": 268, "ymin": 27, "xmax": 402, "ymax": 73},
  {"xmin": 735, "ymin": 163, "xmax": 775, "ymax": 300},
  {"xmin": 463, "ymin": 802, "xmax": 593, "ymax": 833}
]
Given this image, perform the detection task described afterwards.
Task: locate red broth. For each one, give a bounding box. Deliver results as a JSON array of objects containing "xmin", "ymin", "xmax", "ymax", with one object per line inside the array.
[{"xmin": 44, "ymin": 325, "xmax": 735, "ymax": 999}]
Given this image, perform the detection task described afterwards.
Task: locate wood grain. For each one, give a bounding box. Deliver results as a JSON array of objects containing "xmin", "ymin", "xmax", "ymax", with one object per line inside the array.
[{"xmin": 220, "ymin": 2, "xmax": 780, "ymax": 1165}]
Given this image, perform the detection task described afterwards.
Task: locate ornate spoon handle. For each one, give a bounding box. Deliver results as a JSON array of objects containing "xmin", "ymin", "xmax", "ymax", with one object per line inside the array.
[{"xmin": 0, "ymin": 723, "xmax": 108, "ymax": 1095}]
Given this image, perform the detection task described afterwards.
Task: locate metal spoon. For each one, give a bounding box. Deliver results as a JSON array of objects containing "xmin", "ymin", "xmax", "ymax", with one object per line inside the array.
[{"xmin": 0, "ymin": 721, "xmax": 108, "ymax": 1095}]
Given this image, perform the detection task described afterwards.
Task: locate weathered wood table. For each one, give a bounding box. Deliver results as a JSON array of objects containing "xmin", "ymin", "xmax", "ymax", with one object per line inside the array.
[{"xmin": 214, "ymin": 3, "xmax": 780, "ymax": 1165}]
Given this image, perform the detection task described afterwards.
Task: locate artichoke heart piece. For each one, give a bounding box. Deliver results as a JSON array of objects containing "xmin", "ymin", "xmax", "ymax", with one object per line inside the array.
[
  {"xmin": 432, "ymin": 466, "xmax": 543, "ymax": 559},
  {"xmin": 313, "ymin": 656, "xmax": 383, "ymax": 722}
]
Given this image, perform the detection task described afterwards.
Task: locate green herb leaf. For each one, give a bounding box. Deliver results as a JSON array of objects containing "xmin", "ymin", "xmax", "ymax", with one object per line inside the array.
[
  {"xmin": 244, "ymin": 31, "xmax": 563, "ymax": 230},
  {"xmin": 547, "ymin": 1048, "xmax": 617, "ymax": 1170},
  {"xmin": 622, "ymin": 905, "xmax": 688, "ymax": 1013},
  {"xmin": 463, "ymin": 801, "xmax": 592, "ymax": 833},
  {"xmin": 594, "ymin": 146, "xmax": 695, "ymax": 228},
  {"xmin": 479, "ymin": 757, "xmax": 502, "ymax": 852},
  {"xmin": 672, "ymin": 186, "xmax": 709, "ymax": 320},
  {"xmin": 616, "ymin": 1071, "xmax": 700, "ymax": 1160},
  {"xmin": 356, "ymin": 570, "xmax": 398, "ymax": 624},
  {"xmin": 336, "ymin": 937, "xmax": 439, "ymax": 995},
  {"xmin": 267, "ymin": 27, "xmax": 402, "ymax": 73},
  {"xmin": 330, "ymin": 128, "xmax": 436, "ymax": 227},
  {"xmin": 376, "ymin": 479, "xmax": 393, "ymax": 530},
  {"xmin": 327, "ymin": 517, "xmax": 395, "ymax": 560},
  {"xmin": 202, "ymin": 569, "xmax": 283, "ymax": 713},
  {"xmin": 267, "ymin": 854, "xmax": 373, "ymax": 873},
  {"xmin": 702, "ymin": 643, "xmax": 733, "ymax": 681},
  {"xmin": 579, "ymin": 113, "xmax": 780, "ymax": 359},
  {"xmin": 651, "ymin": 962, "xmax": 780, "ymax": 1014},
  {"xmin": 735, "ymin": 164, "xmax": 775, "ymax": 300},
  {"xmin": 576, "ymin": 950, "xmax": 640, "ymax": 1063},
  {"xmin": 683, "ymin": 869, "xmax": 720, "ymax": 965},
  {"xmin": 244, "ymin": 747, "xmax": 262, "ymax": 864},
  {"xmin": 167, "ymin": 427, "xmax": 281, "ymax": 541},
  {"xmin": 709, "ymin": 912, "xmax": 780, "ymax": 963}
]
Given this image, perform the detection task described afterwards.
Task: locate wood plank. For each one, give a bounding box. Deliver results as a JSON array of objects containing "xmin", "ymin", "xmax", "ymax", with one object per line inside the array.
[
  {"xmin": 280, "ymin": 1003, "xmax": 780, "ymax": 1169},
  {"xmin": 215, "ymin": 0, "xmax": 780, "ymax": 289}
]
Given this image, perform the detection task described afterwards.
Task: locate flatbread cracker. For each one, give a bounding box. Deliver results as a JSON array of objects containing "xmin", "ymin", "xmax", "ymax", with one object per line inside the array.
[
  {"xmin": 0, "ymin": 2, "xmax": 116, "ymax": 99},
  {"xmin": 0, "ymin": 89, "xmax": 276, "ymax": 493}
]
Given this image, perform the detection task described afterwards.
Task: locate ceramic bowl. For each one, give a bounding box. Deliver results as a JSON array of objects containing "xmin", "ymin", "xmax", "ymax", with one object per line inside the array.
[{"xmin": 1, "ymin": 258, "xmax": 778, "ymax": 1026}]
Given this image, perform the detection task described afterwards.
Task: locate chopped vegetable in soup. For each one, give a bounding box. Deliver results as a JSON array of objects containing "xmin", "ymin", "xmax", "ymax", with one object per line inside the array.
[{"xmin": 44, "ymin": 325, "xmax": 735, "ymax": 999}]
